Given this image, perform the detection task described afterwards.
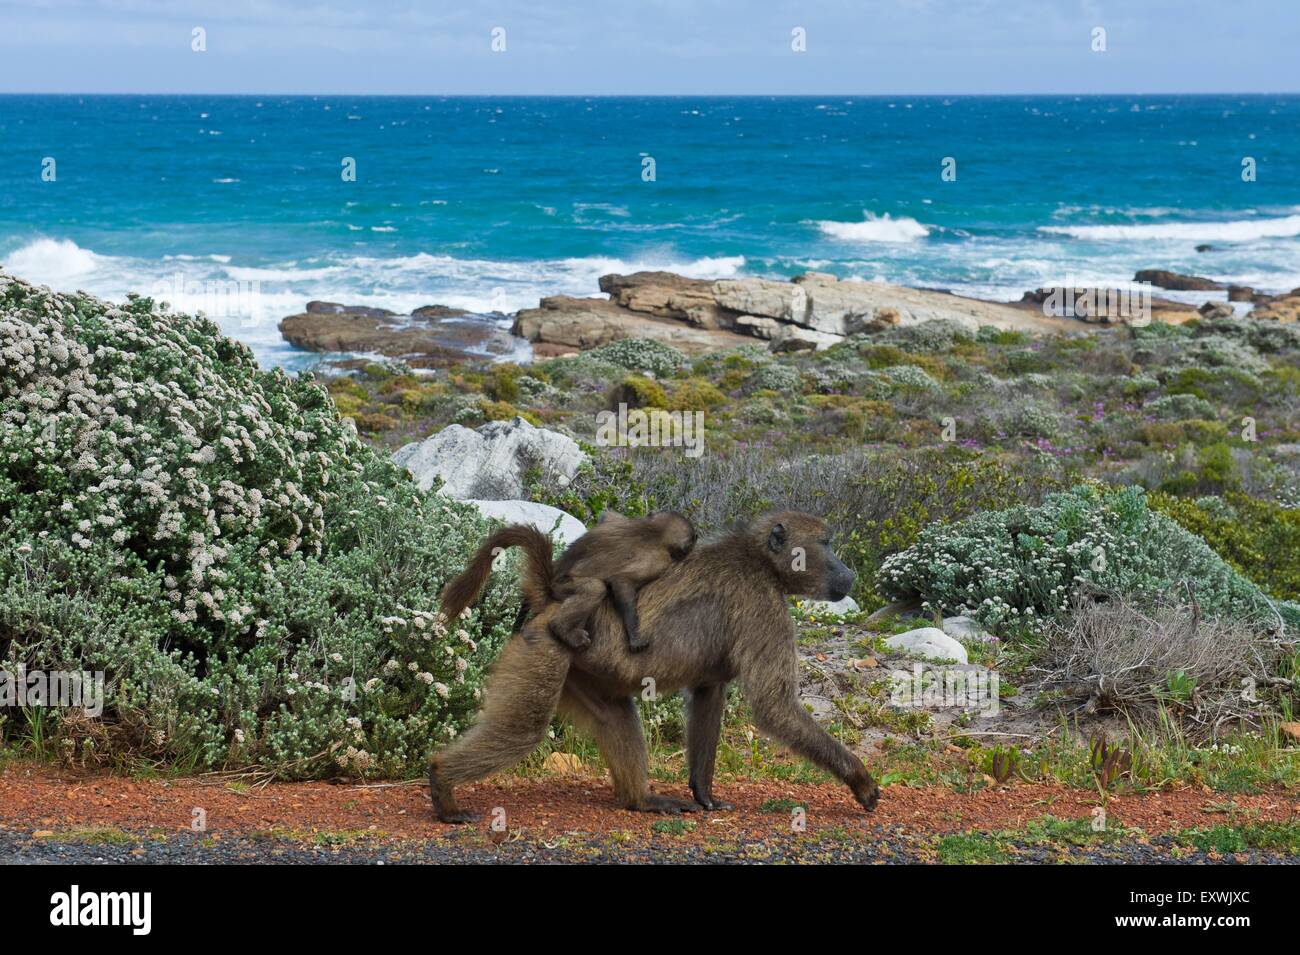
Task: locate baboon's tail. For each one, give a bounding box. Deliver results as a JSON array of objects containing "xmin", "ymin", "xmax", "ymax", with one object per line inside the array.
[{"xmin": 439, "ymin": 525, "xmax": 556, "ymax": 623}]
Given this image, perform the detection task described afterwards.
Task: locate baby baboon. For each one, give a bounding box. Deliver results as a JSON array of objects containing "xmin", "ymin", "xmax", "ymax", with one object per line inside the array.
[
  {"xmin": 429, "ymin": 510, "xmax": 880, "ymax": 824},
  {"xmin": 546, "ymin": 510, "xmax": 695, "ymax": 652},
  {"xmin": 438, "ymin": 510, "xmax": 697, "ymax": 653}
]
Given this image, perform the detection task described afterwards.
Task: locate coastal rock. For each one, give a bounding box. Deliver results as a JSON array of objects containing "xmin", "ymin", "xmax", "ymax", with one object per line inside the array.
[
  {"xmin": 713, "ymin": 278, "xmax": 808, "ymax": 324},
  {"xmin": 598, "ymin": 272, "xmax": 740, "ymax": 330},
  {"xmin": 280, "ymin": 302, "xmax": 515, "ymax": 368},
  {"xmin": 1250, "ymin": 290, "xmax": 1300, "ymax": 323},
  {"xmin": 1133, "ymin": 269, "xmax": 1224, "ymax": 291},
  {"xmin": 1197, "ymin": 301, "xmax": 1235, "ymax": 320},
  {"xmin": 392, "ymin": 416, "xmax": 586, "ymax": 500},
  {"xmin": 793, "ymin": 271, "xmax": 840, "ymax": 286},
  {"xmin": 518, "ymin": 270, "xmax": 1097, "ymax": 358},
  {"xmin": 511, "ymin": 296, "xmax": 750, "ymax": 355},
  {"xmin": 462, "ymin": 499, "xmax": 587, "ymax": 546},
  {"xmin": 599, "ymin": 272, "xmax": 711, "ymax": 313},
  {"xmin": 1227, "ymin": 285, "xmax": 1255, "ymax": 303},
  {"xmin": 769, "ymin": 324, "xmax": 844, "ymax": 352},
  {"xmin": 304, "ymin": 300, "xmax": 397, "ymax": 319},
  {"xmin": 805, "ymin": 280, "xmax": 1046, "ymax": 335},
  {"xmin": 883, "ymin": 627, "xmax": 969, "ymax": 664},
  {"xmin": 734, "ymin": 314, "xmax": 784, "ymax": 340},
  {"xmin": 1017, "ymin": 287, "xmax": 1197, "ymax": 324}
]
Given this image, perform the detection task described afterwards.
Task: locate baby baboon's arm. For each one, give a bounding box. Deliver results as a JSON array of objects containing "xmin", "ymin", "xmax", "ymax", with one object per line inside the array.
[{"xmin": 607, "ymin": 576, "xmax": 645, "ymax": 651}]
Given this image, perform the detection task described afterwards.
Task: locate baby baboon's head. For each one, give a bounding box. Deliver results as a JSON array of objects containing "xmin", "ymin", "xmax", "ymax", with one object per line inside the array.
[
  {"xmin": 750, "ymin": 511, "xmax": 855, "ymax": 601},
  {"xmin": 650, "ymin": 511, "xmax": 698, "ymax": 560}
]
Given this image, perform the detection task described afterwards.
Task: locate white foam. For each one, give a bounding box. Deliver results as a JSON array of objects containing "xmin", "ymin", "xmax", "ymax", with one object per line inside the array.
[
  {"xmin": 0, "ymin": 237, "xmax": 751, "ymax": 368},
  {"xmin": 815, "ymin": 212, "xmax": 929, "ymax": 243},
  {"xmin": 1040, "ymin": 214, "xmax": 1300, "ymax": 242},
  {"xmin": 3, "ymin": 237, "xmax": 104, "ymax": 282}
]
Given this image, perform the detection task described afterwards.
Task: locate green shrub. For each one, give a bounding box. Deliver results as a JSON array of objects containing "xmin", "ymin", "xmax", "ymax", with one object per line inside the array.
[
  {"xmin": 668, "ymin": 377, "xmax": 726, "ymax": 412},
  {"xmin": 880, "ymin": 364, "xmax": 941, "ymax": 394},
  {"xmin": 0, "ymin": 275, "xmax": 521, "ymax": 777},
  {"xmin": 1147, "ymin": 393, "xmax": 1216, "ymax": 421},
  {"xmin": 745, "ymin": 363, "xmax": 802, "ymax": 395},
  {"xmin": 584, "ymin": 338, "xmax": 688, "ymax": 378},
  {"xmin": 878, "ymin": 484, "xmax": 1288, "ymax": 635},
  {"xmin": 879, "ymin": 319, "xmax": 975, "ymax": 354},
  {"xmin": 1151, "ymin": 491, "xmax": 1300, "ymax": 601},
  {"xmin": 612, "ymin": 375, "xmax": 668, "ymax": 409}
]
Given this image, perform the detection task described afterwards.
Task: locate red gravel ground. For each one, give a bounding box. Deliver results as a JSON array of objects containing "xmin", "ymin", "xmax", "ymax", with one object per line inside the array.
[{"xmin": 2, "ymin": 761, "xmax": 1296, "ymax": 846}]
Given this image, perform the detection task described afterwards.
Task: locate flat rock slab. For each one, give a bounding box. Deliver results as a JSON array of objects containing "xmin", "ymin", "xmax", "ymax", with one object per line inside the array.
[{"xmin": 511, "ymin": 296, "xmax": 752, "ymax": 355}]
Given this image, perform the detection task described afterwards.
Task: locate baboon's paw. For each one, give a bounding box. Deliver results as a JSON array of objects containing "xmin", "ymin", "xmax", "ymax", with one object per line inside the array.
[
  {"xmin": 436, "ymin": 809, "xmax": 480, "ymax": 825},
  {"xmin": 635, "ymin": 793, "xmax": 699, "ymax": 814},
  {"xmin": 627, "ymin": 637, "xmax": 650, "ymax": 653},
  {"xmin": 854, "ymin": 780, "xmax": 881, "ymax": 812},
  {"xmin": 695, "ymin": 796, "xmax": 735, "ymax": 811}
]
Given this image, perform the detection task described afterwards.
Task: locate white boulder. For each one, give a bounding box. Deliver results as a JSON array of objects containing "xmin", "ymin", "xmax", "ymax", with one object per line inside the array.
[
  {"xmin": 734, "ymin": 314, "xmax": 784, "ymax": 340},
  {"xmin": 463, "ymin": 500, "xmax": 587, "ymax": 546},
  {"xmin": 392, "ymin": 416, "xmax": 586, "ymax": 500},
  {"xmin": 769, "ymin": 324, "xmax": 844, "ymax": 353},
  {"xmin": 883, "ymin": 627, "xmax": 969, "ymax": 664},
  {"xmin": 942, "ymin": 615, "xmax": 995, "ymax": 643}
]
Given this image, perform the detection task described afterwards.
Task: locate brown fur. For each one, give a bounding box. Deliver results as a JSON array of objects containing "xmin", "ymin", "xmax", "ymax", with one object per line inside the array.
[
  {"xmin": 544, "ymin": 510, "xmax": 696, "ymax": 652},
  {"xmin": 428, "ymin": 510, "xmax": 879, "ymax": 823},
  {"xmin": 437, "ymin": 524, "xmax": 556, "ymax": 625}
]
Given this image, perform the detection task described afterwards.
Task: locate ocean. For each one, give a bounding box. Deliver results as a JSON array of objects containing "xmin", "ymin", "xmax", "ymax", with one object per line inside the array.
[{"xmin": 2, "ymin": 94, "xmax": 1298, "ymax": 368}]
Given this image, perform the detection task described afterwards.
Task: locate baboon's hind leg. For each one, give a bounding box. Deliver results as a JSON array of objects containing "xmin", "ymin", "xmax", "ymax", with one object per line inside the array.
[
  {"xmin": 558, "ymin": 673, "xmax": 697, "ymax": 815},
  {"xmin": 546, "ymin": 579, "xmax": 607, "ymax": 650},
  {"xmin": 428, "ymin": 632, "xmax": 570, "ymax": 823}
]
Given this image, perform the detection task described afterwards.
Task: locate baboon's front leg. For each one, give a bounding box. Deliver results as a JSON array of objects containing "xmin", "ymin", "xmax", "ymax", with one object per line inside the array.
[
  {"xmin": 743, "ymin": 665, "xmax": 879, "ymax": 811},
  {"xmin": 608, "ymin": 577, "xmax": 645, "ymax": 651},
  {"xmin": 685, "ymin": 683, "xmax": 733, "ymax": 810}
]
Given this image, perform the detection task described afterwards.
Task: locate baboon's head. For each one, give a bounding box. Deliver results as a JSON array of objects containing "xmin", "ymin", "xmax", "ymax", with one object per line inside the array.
[
  {"xmin": 650, "ymin": 510, "xmax": 698, "ymax": 560},
  {"xmin": 750, "ymin": 511, "xmax": 855, "ymax": 601}
]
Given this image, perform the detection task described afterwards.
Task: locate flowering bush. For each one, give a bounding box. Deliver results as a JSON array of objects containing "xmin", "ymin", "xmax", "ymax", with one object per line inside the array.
[
  {"xmin": 877, "ymin": 484, "xmax": 1295, "ymax": 636},
  {"xmin": 585, "ymin": 338, "xmax": 688, "ymax": 378},
  {"xmin": 0, "ymin": 274, "xmax": 520, "ymax": 777},
  {"xmin": 1147, "ymin": 393, "xmax": 1216, "ymax": 421}
]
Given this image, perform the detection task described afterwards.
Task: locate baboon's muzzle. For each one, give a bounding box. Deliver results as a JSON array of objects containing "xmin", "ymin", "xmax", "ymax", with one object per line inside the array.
[{"xmin": 826, "ymin": 553, "xmax": 855, "ymax": 602}]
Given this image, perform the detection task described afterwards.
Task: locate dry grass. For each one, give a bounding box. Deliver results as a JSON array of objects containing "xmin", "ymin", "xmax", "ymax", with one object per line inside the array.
[{"xmin": 1026, "ymin": 594, "xmax": 1297, "ymax": 738}]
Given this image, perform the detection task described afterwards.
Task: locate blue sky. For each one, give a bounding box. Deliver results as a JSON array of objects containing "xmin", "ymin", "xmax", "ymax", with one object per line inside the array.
[{"xmin": 1, "ymin": 0, "xmax": 1296, "ymax": 95}]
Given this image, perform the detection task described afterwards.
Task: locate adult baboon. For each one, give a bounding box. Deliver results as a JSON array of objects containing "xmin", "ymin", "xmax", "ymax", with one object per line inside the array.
[{"xmin": 428, "ymin": 510, "xmax": 880, "ymax": 823}]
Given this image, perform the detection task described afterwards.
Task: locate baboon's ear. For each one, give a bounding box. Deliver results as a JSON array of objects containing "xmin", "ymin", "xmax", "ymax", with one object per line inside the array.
[
  {"xmin": 767, "ymin": 523, "xmax": 787, "ymax": 553},
  {"xmin": 598, "ymin": 509, "xmax": 627, "ymax": 524}
]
